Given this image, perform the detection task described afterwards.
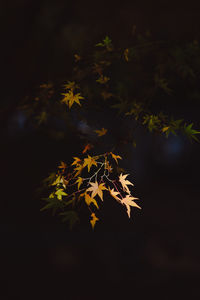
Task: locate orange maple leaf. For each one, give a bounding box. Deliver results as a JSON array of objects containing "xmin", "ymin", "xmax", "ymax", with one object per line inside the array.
[
  {"xmin": 110, "ymin": 152, "xmax": 122, "ymax": 164},
  {"xmin": 82, "ymin": 143, "xmax": 93, "ymax": 154}
]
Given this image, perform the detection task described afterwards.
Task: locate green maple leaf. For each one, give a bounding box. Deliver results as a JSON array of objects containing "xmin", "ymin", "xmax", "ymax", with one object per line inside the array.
[
  {"xmin": 183, "ymin": 123, "xmax": 200, "ymax": 142},
  {"xmin": 43, "ymin": 172, "xmax": 57, "ymax": 186},
  {"xmin": 95, "ymin": 36, "xmax": 113, "ymax": 51},
  {"xmin": 40, "ymin": 197, "xmax": 66, "ymax": 215},
  {"xmin": 59, "ymin": 211, "xmax": 79, "ymax": 229}
]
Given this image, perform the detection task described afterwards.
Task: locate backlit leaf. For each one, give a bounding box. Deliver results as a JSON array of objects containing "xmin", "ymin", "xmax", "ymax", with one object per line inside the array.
[
  {"xmin": 61, "ymin": 90, "xmax": 84, "ymax": 109},
  {"xmin": 109, "ymin": 188, "xmax": 121, "ymax": 202},
  {"xmin": 71, "ymin": 157, "xmax": 81, "ymax": 166},
  {"xmin": 85, "ymin": 193, "xmax": 99, "ymax": 209},
  {"xmin": 110, "ymin": 152, "xmax": 122, "ymax": 164},
  {"xmin": 119, "ymin": 173, "xmax": 134, "ymax": 194},
  {"xmin": 83, "ymin": 155, "xmax": 97, "ymax": 172},
  {"xmin": 87, "ymin": 181, "xmax": 107, "ymax": 201},
  {"xmin": 82, "ymin": 144, "xmax": 93, "ymax": 154},
  {"xmin": 76, "ymin": 177, "xmax": 83, "ymax": 190},
  {"xmin": 121, "ymin": 195, "xmax": 141, "ymax": 218},
  {"xmin": 55, "ymin": 189, "xmax": 67, "ymax": 200}
]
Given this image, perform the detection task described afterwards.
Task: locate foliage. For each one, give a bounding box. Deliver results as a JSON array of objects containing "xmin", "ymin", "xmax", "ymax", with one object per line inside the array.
[
  {"xmin": 41, "ymin": 152, "xmax": 140, "ymax": 229},
  {"xmin": 19, "ymin": 30, "xmax": 200, "ymax": 229}
]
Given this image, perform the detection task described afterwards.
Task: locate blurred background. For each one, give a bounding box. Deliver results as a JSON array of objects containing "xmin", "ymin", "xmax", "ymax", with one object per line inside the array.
[{"xmin": 1, "ymin": 1, "xmax": 200, "ymax": 299}]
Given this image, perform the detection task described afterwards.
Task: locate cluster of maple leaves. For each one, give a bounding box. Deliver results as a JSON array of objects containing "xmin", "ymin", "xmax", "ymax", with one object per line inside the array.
[
  {"xmin": 42, "ymin": 152, "xmax": 141, "ymax": 229},
  {"xmin": 17, "ymin": 34, "xmax": 200, "ymax": 231}
]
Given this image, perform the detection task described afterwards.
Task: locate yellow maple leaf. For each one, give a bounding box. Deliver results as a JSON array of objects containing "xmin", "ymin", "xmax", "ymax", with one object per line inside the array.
[
  {"xmin": 124, "ymin": 48, "xmax": 129, "ymax": 62},
  {"xmin": 110, "ymin": 152, "xmax": 122, "ymax": 164},
  {"xmin": 52, "ymin": 176, "xmax": 67, "ymax": 189},
  {"xmin": 83, "ymin": 155, "xmax": 97, "ymax": 172},
  {"xmin": 121, "ymin": 194, "xmax": 141, "ymax": 218},
  {"xmin": 90, "ymin": 213, "xmax": 99, "ymax": 229},
  {"xmin": 108, "ymin": 187, "xmax": 121, "ymax": 202},
  {"xmin": 119, "ymin": 173, "xmax": 134, "ymax": 194},
  {"xmin": 73, "ymin": 164, "xmax": 84, "ymax": 177},
  {"xmin": 75, "ymin": 177, "xmax": 83, "ymax": 190},
  {"xmin": 85, "ymin": 193, "xmax": 99, "ymax": 209},
  {"xmin": 61, "ymin": 90, "xmax": 84, "ymax": 109},
  {"xmin": 71, "ymin": 157, "xmax": 81, "ymax": 166},
  {"xmin": 52, "ymin": 175, "xmax": 62, "ymax": 186},
  {"xmin": 63, "ymin": 81, "xmax": 78, "ymax": 91},
  {"xmin": 86, "ymin": 181, "xmax": 107, "ymax": 201},
  {"xmin": 94, "ymin": 128, "xmax": 108, "ymax": 137},
  {"xmin": 55, "ymin": 189, "xmax": 67, "ymax": 200},
  {"xmin": 162, "ymin": 126, "xmax": 170, "ymax": 133}
]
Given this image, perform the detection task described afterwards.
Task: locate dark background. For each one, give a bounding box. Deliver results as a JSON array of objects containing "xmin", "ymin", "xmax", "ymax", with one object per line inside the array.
[{"xmin": 1, "ymin": 1, "xmax": 200, "ymax": 299}]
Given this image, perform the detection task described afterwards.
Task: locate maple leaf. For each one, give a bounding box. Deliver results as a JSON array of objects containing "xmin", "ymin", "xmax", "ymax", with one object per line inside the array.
[
  {"xmin": 95, "ymin": 36, "xmax": 113, "ymax": 51},
  {"xmin": 108, "ymin": 188, "xmax": 121, "ymax": 202},
  {"xmin": 40, "ymin": 83, "xmax": 53, "ymax": 89},
  {"xmin": 184, "ymin": 123, "xmax": 200, "ymax": 142},
  {"xmin": 41, "ymin": 196, "xmax": 66, "ymax": 214},
  {"xmin": 60, "ymin": 210, "xmax": 79, "ymax": 229},
  {"xmin": 51, "ymin": 175, "xmax": 68, "ymax": 188},
  {"xmin": 85, "ymin": 193, "xmax": 99, "ymax": 209},
  {"xmin": 71, "ymin": 157, "xmax": 81, "ymax": 166},
  {"xmin": 58, "ymin": 161, "xmax": 67, "ymax": 171},
  {"xmin": 96, "ymin": 75, "xmax": 110, "ymax": 84},
  {"xmin": 124, "ymin": 48, "xmax": 129, "ymax": 62},
  {"xmin": 61, "ymin": 90, "xmax": 84, "ymax": 109},
  {"xmin": 162, "ymin": 126, "xmax": 170, "ymax": 133},
  {"xmin": 62, "ymin": 178, "xmax": 69, "ymax": 188},
  {"xmin": 52, "ymin": 175, "xmax": 62, "ymax": 186},
  {"xmin": 93, "ymin": 63, "xmax": 103, "ymax": 75},
  {"xmin": 63, "ymin": 81, "xmax": 78, "ymax": 91},
  {"xmin": 82, "ymin": 143, "xmax": 93, "ymax": 154},
  {"xmin": 105, "ymin": 161, "xmax": 113, "ymax": 172},
  {"xmin": 94, "ymin": 128, "xmax": 108, "ymax": 136},
  {"xmin": 73, "ymin": 164, "xmax": 84, "ymax": 177},
  {"xmin": 74, "ymin": 54, "xmax": 81, "ymax": 62},
  {"xmin": 119, "ymin": 173, "xmax": 134, "ymax": 194},
  {"xmin": 83, "ymin": 155, "xmax": 97, "ymax": 172},
  {"xmin": 121, "ymin": 194, "xmax": 141, "ymax": 218},
  {"xmin": 55, "ymin": 189, "xmax": 67, "ymax": 200},
  {"xmin": 87, "ymin": 181, "xmax": 107, "ymax": 201},
  {"xmin": 75, "ymin": 177, "xmax": 83, "ymax": 190},
  {"xmin": 36, "ymin": 111, "xmax": 47, "ymax": 125},
  {"xmin": 110, "ymin": 152, "xmax": 122, "ymax": 164},
  {"xmin": 90, "ymin": 213, "xmax": 99, "ymax": 230}
]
